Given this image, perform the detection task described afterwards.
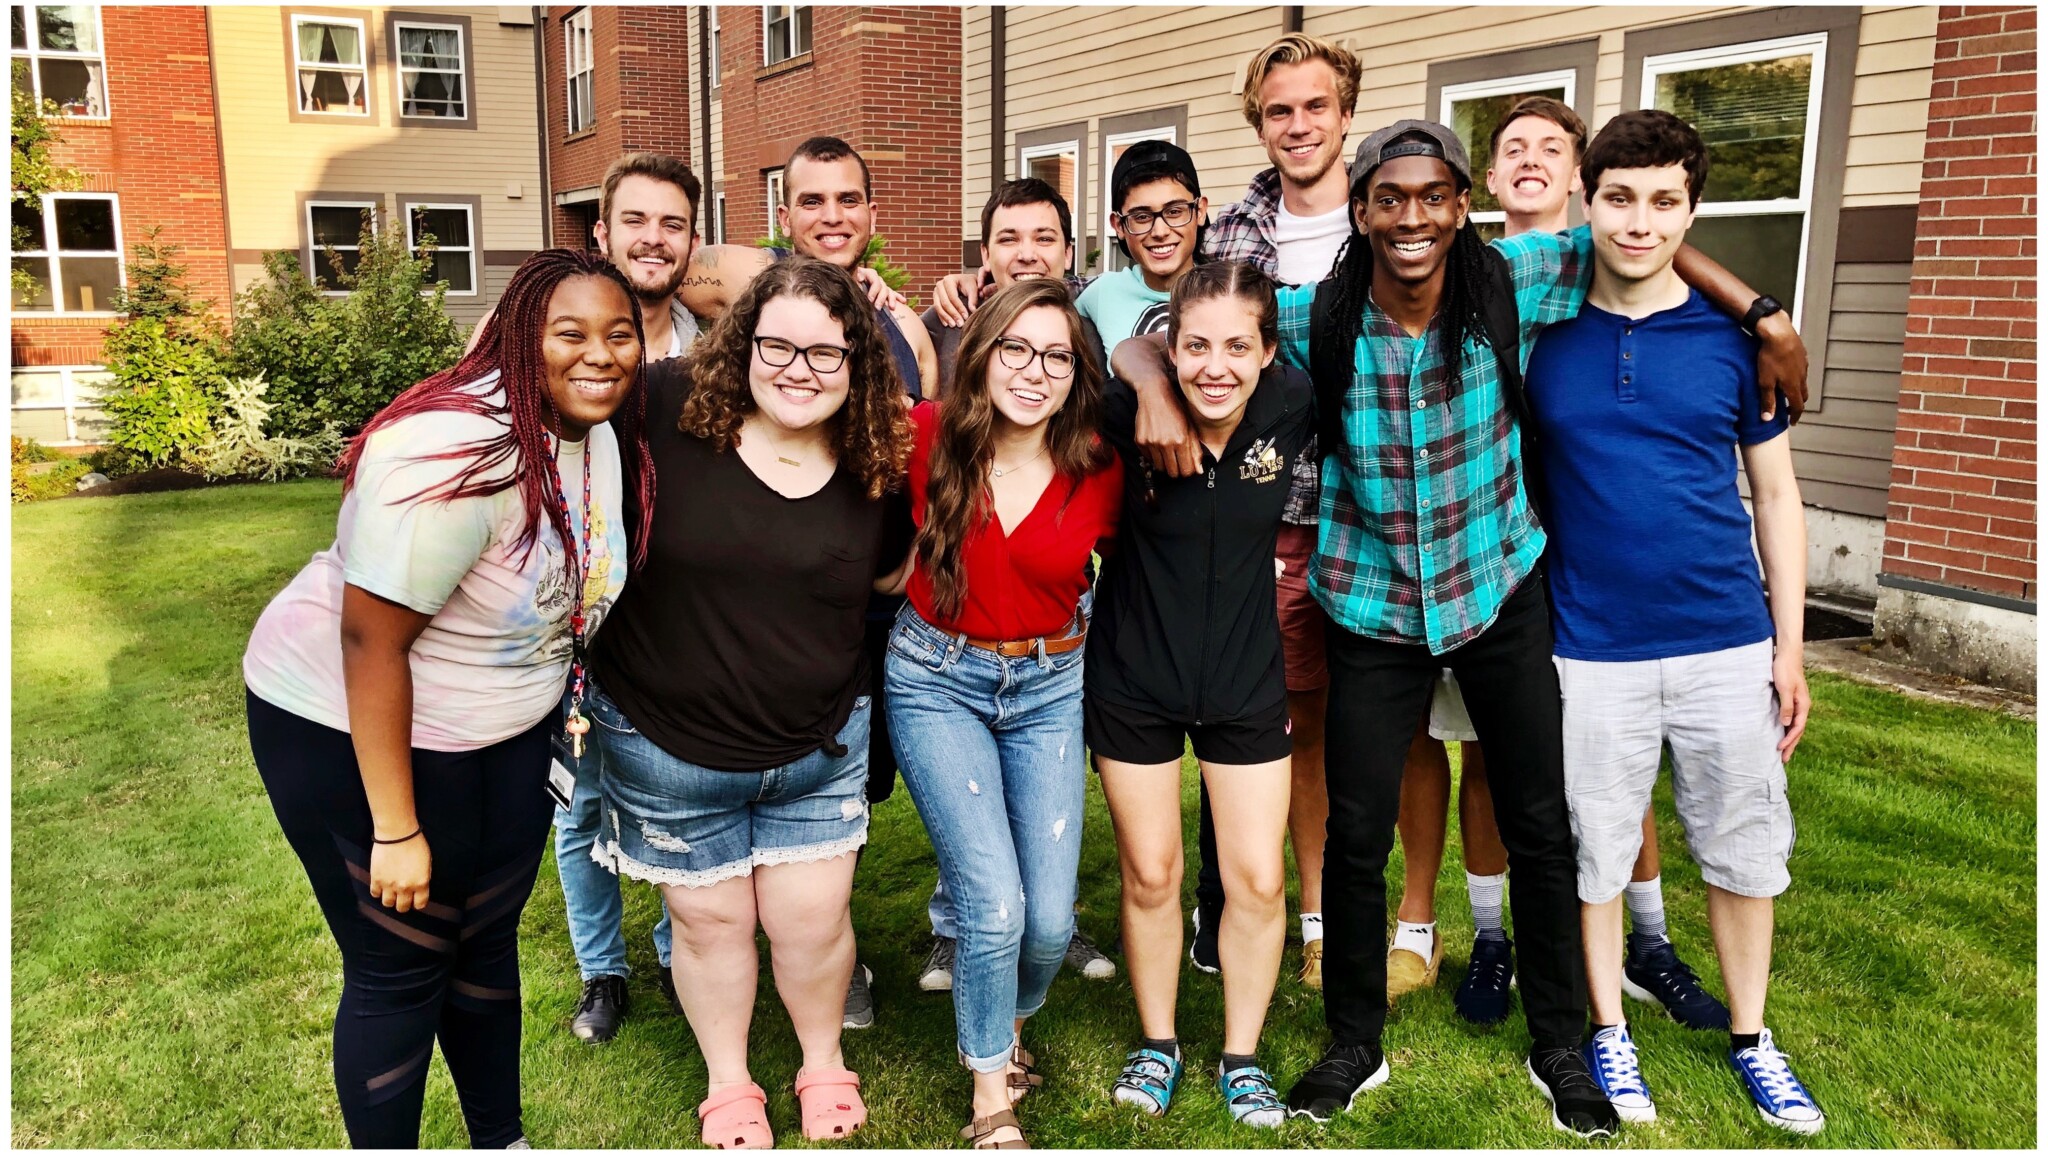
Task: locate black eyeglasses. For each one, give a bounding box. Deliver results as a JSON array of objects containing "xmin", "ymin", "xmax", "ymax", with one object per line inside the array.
[
  {"xmin": 994, "ymin": 337, "xmax": 1076, "ymax": 380},
  {"xmin": 1115, "ymin": 200, "xmax": 1199, "ymax": 234},
  {"xmin": 752, "ymin": 336, "xmax": 849, "ymax": 374}
]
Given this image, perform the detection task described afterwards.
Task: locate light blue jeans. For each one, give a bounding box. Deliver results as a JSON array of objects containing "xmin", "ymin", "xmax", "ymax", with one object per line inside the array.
[
  {"xmin": 886, "ymin": 605, "xmax": 1087, "ymax": 1072},
  {"xmin": 554, "ymin": 691, "xmax": 672, "ymax": 979}
]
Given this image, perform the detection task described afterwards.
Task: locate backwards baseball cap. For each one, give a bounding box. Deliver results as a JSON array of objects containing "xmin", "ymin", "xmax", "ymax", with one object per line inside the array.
[
  {"xmin": 1347, "ymin": 119, "xmax": 1472, "ymax": 194},
  {"xmin": 1111, "ymin": 139, "xmax": 1202, "ymax": 210}
]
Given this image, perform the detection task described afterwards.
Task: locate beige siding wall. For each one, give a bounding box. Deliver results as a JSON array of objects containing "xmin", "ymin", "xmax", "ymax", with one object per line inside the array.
[
  {"xmin": 1794, "ymin": 260, "xmax": 1911, "ymax": 517},
  {"xmin": 212, "ymin": 5, "xmax": 544, "ymax": 326}
]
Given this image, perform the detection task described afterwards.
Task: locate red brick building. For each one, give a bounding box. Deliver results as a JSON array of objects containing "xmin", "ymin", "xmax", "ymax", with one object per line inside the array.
[
  {"xmin": 9, "ymin": 4, "xmax": 231, "ymax": 445},
  {"xmin": 539, "ymin": 5, "xmax": 694, "ymax": 249}
]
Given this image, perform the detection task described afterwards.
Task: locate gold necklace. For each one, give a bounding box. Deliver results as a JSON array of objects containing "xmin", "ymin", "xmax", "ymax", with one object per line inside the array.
[{"xmin": 990, "ymin": 444, "xmax": 1048, "ymax": 479}]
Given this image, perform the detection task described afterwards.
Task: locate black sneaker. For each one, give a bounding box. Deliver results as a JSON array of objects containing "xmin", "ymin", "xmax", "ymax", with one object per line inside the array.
[
  {"xmin": 1065, "ymin": 930, "xmax": 1117, "ymax": 979},
  {"xmin": 843, "ymin": 962, "xmax": 876, "ymax": 1029},
  {"xmin": 1453, "ymin": 934, "xmax": 1516, "ymax": 1025},
  {"xmin": 1285, "ymin": 1041, "xmax": 1389, "ymax": 1122},
  {"xmin": 654, "ymin": 962, "xmax": 683, "ymax": 1015},
  {"xmin": 570, "ymin": 974, "xmax": 628, "ymax": 1043},
  {"xmin": 1189, "ymin": 905, "xmax": 1221, "ymax": 974},
  {"xmin": 1623, "ymin": 933, "xmax": 1731, "ymax": 1030},
  {"xmin": 1526, "ymin": 1045, "xmax": 1621, "ymax": 1137},
  {"xmin": 919, "ymin": 935, "xmax": 957, "ymax": 992}
]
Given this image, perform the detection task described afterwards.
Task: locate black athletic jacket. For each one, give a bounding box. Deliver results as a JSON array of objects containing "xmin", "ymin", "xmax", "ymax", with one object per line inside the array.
[{"xmin": 1087, "ymin": 362, "xmax": 1315, "ymax": 725}]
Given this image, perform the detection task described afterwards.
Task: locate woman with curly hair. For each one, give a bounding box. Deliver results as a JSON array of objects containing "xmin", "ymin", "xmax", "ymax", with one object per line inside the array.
[
  {"xmin": 242, "ymin": 248, "xmax": 654, "ymax": 1148},
  {"xmin": 583, "ymin": 255, "xmax": 913, "ymax": 1149},
  {"xmin": 880, "ymin": 278, "xmax": 1119, "ymax": 1149}
]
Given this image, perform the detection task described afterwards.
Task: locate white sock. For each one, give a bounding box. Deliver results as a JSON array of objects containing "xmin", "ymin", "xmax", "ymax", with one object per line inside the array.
[
  {"xmin": 1301, "ymin": 913, "xmax": 1324, "ymax": 945},
  {"xmin": 1392, "ymin": 919, "xmax": 1436, "ymax": 958},
  {"xmin": 1467, "ymin": 871, "xmax": 1507, "ymax": 941},
  {"xmin": 1626, "ymin": 876, "xmax": 1668, "ymax": 941}
]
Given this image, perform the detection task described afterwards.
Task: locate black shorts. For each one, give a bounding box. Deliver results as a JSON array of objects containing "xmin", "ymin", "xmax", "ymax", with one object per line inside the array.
[{"xmin": 1085, "ymin": 694, "xmax": 1293, "ymax": 767}]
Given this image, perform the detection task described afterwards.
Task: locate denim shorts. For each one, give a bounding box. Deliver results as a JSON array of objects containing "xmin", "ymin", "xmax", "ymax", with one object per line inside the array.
[{"xmin": 585, "ymin": 679, "xmax": 871, "ymax": 889}]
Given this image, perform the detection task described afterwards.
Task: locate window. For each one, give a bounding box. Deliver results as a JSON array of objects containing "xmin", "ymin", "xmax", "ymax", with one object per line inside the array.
[
  {"xmin": 305, "ymin": 200, "xmax": 375, "ymax": 289},
  {"xmin": 292, "ymin": 14, "xmax": 369, "ymax": 116},
  {"xmin": 10, "ymin": 5, "xmax": 105, "ymax": 117},
  {"xmin": 1100, "ymin": 118, "xmax": 1178, "ymax": 274},
  {"xmin": 564, "ymin": 7, "xmax": 593, "ymax": 133},
  {"xmin": 10, "ymin": 192, "xmax": 121, "ymax": 314},
  {"xmin": 714, "ymin": 191, "xmax": 727, "ymax": 245},
  {"xmin": 11, "ymin": 365, "xmax": 110, "ymax": 444},
  {"xmin": 1021, "ymin": 139, "xmax": 1081, "ymax": 275},
  {"xmin": 1642, "ymin": 33, "xmax": 1826, "ymax": 318},
  {"xmin": 764, "ymin": 170, "xmax": 784, "ymax": 242},
  {"xmin": 763, "ymin": 4, "xmax": 810, "ymax": 66},
  {"xmin": 708, "ymin": 5, "xmax": 719, "ymax": 88},
  {"xmin": 1441, "ymin": 69, "xmax": 1575, "ymax": 239},
  {"xmin": 405, "ymin": 202, "xmax": 474, "ymax": 294},
  {"xmin": 394, "ymin": 19, "xmax": 465, "ymax": 120}
]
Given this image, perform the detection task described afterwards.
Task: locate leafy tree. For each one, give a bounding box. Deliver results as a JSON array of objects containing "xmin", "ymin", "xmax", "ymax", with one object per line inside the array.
[
  {"xmin": 97, "ymin": 231, "xmax": 231, "ymax": 468},
  {"xmin": 10, "ymin": 62, "xmax": 80, "ymax": 304},
  {"xmin": 752, "ymin": 231, "xmax": 913, "ymax": 294}
]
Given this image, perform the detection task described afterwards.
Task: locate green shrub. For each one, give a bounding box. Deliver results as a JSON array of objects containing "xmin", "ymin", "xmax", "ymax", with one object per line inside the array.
[
  {"xmin": 752, "ymin": 231, "xmax": 913, "ymax": 296},
  {"xmin": 80, "ymin": 444, "xmax": 144, "ymax": 477},
  {"xmin": 190, "ymin": 375, "xmax": 343, "ymax": 482},
  {"xmin": 98, "ymin": 233, "xmax": 230, "ymax": 468},
  {"xmin": 12, "ymin": 436, "xmax": 55, "ymax": 464},
  {"xmin": 11, "ymin": 458, "xmax": 88, "ymax": 503}
]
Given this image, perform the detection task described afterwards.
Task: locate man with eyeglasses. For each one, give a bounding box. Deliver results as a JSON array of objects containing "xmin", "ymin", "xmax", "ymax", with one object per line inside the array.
[{"xmin": 1073, "ymin": 140, "xmax": 1209, "ymax": 361}]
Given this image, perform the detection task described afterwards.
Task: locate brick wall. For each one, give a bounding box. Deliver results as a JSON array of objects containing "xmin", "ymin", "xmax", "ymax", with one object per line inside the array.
[
  {"xmin": 542, "ymin": 5, "xmax": 694, "ymax": 248},
  {"xmin": 1881, "ymin": 5, "xmax": 2038, "ymax": 602},
  {"xmin": 10, "ymin": 6, "xmax": 230, "ymax": 370}
]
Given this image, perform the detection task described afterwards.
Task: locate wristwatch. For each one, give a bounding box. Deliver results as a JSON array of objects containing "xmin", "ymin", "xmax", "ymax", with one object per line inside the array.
[{"xmin": 1741, "ymin": 295, "xmax": 1784, "ymax": 337}]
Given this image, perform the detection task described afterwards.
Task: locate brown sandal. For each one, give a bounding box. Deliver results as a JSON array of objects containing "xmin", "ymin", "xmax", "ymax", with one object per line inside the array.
[
  {"xmin": 958, "ymin": 1045, "xmax": 1043, "ymax": 1103},
  {"xmin": 960, "ymin": 1108, "xmax": 1029, "ymax": 1149}
]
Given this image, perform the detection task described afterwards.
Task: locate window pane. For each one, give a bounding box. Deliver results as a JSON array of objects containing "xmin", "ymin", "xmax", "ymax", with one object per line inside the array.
[
  {"xmin": 1027, "ymin": 152, "xmax": 1077, "ymax": 212},
  {"xmin": 795, "ymin": 6, "xmax": 811, "ymax": 54},
  {"xmin": 11, "ymin": 255, "xmax": 51, "ymax": 308},
  {"xmin": 38, "ymin": 56, "xmax": 102, "ymax": 114},
  {"xmin": 300, "ymin": 67, "xmax": 365, "ymax": 114},
  {"xmin": 299, "ymin": 20, "xmax": 360, "ymax": 66},
  {"xmin": 35, "ymin": 5, "xmax": 93, "ymax": 52},
  {"xmin": 13, "ymin": 198, "xmax": 47, "ymax": 251},
  {"xmin": 12, "ymin": 407, "xmax": 69, "ymax": 441},
  {"xmin": 1681, "ymin": 212, "xmax": 1803, "ymax": 309},
  {"xmin": 59, "ymin": 254, "xmax": 118, "ymax": 310},
  {"xmin": 425, "ymin": 249, "xmax": 472, "ymax": 292},
  {"xmin": 1449, "ymin": 86, "xmax": 1568, "ymax": 215},
  {"xmin": 52, "ymin": 197, "xmax": 113, "ymax": 250},
  {"xmin": 12, "ymin": 6, "xmax": 28, "ymax": 50},
  {"xmin": 11, "ymin": 369, "xmax": 64, "ymax": 406},
  {"xmin": 70, "ymin": 405, "xmax": 107, "ymax": 441},
  {"xmin": 312, "ymin": 247, "xmax": 359, "ymax": 286},
  {"xmin": 402, "ymin": 70, "xmax": 462, "ymax": 116},
  {"xmin": 399, "ymin": 26, "xmax": 460, "ymax": 69},
  {"xmin": 410, "ymin": 207, "xmax": 470, "ymax": 248},
  {"xmin": 310, "ymin": 204, "xmax": 370, "ymax": 246},
  {"xmin": 1654, "ymin": 55, "xmax": 1812, "ymax": 203}
]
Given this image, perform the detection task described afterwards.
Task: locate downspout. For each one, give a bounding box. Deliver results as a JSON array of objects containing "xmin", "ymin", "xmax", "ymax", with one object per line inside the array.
[
  {"xmin": 699, "ymin": 6, "xmax": 714, "ymax": 190},
  {"xmin": 533, "ymin": 6, "xmax": 552, "ymax": 247},
  {"xmin": 1284, "ymin": 6, "xmax": 1303, "ymax": 33}
]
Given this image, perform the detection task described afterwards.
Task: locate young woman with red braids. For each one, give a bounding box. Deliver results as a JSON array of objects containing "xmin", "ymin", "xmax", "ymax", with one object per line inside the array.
[{"xmin": 242, "ymin": 249, "xmax": 654, "ymax": 1149}]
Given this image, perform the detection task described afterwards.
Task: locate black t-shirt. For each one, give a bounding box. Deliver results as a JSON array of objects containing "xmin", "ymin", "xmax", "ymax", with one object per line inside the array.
[{"xmin": 591, "ymin": 358, "xmax": 912, "ymax": 771}]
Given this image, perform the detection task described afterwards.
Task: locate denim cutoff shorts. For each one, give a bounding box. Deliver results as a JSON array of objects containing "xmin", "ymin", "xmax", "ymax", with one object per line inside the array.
[{"xmin": 585, "ymin": 678, "xmax": 872, "ymax": 889}]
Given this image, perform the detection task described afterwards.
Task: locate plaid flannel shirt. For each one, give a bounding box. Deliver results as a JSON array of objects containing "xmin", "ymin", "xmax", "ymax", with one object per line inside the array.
[{"xmin": 1277, "ymin": 226, "xmax": 1595, "ymax": 654}]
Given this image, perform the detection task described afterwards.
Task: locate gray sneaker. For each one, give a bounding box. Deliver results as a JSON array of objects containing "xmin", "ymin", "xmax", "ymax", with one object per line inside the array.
[
  {"xmin": 1065, "ymin": 930, "xmax": 1117, "ymax": 979},
  {"xmin": 843, "ymin": 962, "xmax": 876, "ymax": 1029},
  {"xmin": 919, "ymin": 936, "xmax": 957, "ymax": 992}
]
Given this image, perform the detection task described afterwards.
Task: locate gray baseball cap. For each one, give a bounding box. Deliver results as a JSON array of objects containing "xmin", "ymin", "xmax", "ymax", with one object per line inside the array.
[{"xmin": 1347, "ymin": 119, "xmax": 1473, "ymax": 194}]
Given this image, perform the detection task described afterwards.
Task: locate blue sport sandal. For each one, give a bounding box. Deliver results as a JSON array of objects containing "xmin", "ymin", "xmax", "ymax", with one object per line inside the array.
[
  {"xmin": 1112, "ymin": 1046, "xmax": 1182, "ymax": 1116},
  {"xmin": 1218, "ymin": 1065, "xmax": 1287, "ymax": 1128}
]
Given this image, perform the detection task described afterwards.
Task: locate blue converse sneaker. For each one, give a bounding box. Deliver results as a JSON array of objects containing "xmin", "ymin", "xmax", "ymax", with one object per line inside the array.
[
  {"xmin": 1112, "ymin": 1046, "xmax": 1182, "ymax": 1116},
  {"xmin": 1730, "ymin": 1028, "xmax": 1825, "ymax": 1135},
  {"xmin": 1454, "ymin": 934, "xmax": 1516, "ymax": 1024},
  {"xmin": 1217, "ymin": 1065, "xmax": 1287, "ymax": 1128},
  {"xmin": 1583, "ymin": 1024, "xmax": 1656, "ymax": 1123},
  {"xmin": 1623, "ymin": 933, "xmax": 1731, "ymax": 1030}
]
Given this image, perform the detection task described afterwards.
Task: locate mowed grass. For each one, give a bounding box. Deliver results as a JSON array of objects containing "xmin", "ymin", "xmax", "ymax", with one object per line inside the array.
[{"xmin": 11, "ymin": 479, "xmax": 2037, "ymax": 1148}]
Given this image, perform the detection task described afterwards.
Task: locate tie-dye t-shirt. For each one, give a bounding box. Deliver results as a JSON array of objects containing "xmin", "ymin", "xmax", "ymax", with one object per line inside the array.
[{"xmin": 243, "ymin": 374, "xmax": 627, "ymax": 751}]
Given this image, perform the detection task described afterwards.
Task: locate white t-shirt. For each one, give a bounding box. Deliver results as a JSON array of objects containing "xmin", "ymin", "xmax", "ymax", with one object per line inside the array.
[
  {"xmin": 243, "ymin": 373, "xmax": 629, "ymax": 751},
  {"xmin": 1273, "ymin": 200, "xmax": 1352, "ymax": 287},
  {"xmin": 666, "ymin": 297, "xmax": 701, "ymax": 359}
]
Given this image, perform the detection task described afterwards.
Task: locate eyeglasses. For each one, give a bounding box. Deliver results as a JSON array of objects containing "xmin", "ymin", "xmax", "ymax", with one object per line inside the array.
[
  {"xmin": 1115, "ymin": 200, "xmax": 1199, "ymax": 234},
  {"xmin": 752, "ymin": 336, "xmax": 849, "ymax": 374},
  {"xmin": 994, "ymin": 337, "xmax": 1076, "ymax": 380}
]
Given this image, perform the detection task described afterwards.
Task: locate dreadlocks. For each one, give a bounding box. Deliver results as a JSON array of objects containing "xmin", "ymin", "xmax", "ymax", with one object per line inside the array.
[
  {"xmin": 1310, "ymin": 216, "xmax": 1499, "ymax": 403},
  {"xmin": 339, "ymin": 248, "xmax": 658, "ymax": 584}
]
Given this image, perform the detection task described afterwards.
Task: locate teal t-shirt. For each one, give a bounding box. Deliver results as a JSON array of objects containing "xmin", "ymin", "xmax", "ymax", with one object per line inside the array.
[{"xmin": 1075, "ymin": 265, "xmax": 1171, "ymax": 358}]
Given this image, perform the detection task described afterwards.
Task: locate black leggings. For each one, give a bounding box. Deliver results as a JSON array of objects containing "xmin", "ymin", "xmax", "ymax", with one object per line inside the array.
[{"xmin": 247, "ymin": 689, "xmax": 554, "ymax": 1149}]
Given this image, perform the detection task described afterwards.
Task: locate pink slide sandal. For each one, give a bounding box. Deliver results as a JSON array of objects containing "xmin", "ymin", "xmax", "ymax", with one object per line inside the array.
[
  {"xmin": 794, "ymin": 1067, "xmax": 868, "ymax": 1141},
  {"xmin": 697, "ymin": 1082, "xmax": 773, "ymax": 1149}
]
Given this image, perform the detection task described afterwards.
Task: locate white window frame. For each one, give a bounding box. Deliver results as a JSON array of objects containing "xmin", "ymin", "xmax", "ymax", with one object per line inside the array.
[
  {"xmin": 10, "ymin": 364, "xmax": 111, "ymax": 445},
  {"xmin": 762, "ymin": 4, "xmax": 809, "ymax": 66},
  {"xmin": 11, "ymin": 190, "xmax": 123, "ymax": 316},
  {"xmin": 392, "ymin": 17, "xmax": 466, "ymax": 122},
  {"xmin": 708, "ymin": 4, "xmax": 719, "ymax": 89},
  {"xmin": 305, "ymin": 198, "xmax": 377, "ymax": 295},
  {"xmin": 764, "ymin": 169, "xmax": 784, "ymax": 242},
  {"xmin": 10, "ymin": 4, "xmax": 109, "ymax": 119},
  {"xmin": 1641, "ymin": 31, "xmax": 1828, "ymax": 322},
  {"xmin": 1020, "ymin": 138, "xmax": 1083, "ymax": 276},
  {"xmin": 564, "ymin": 7, "xmax": 594, "ymax": 134},
  {"xmin": 714, "ymin": 190, "xmax": 727, "ymax": 244},
  {"xmin": 1100, "ymin": 125, "xmax": 1177, "ymax": 275},
  {"xmin": 1439, "ymin": 68, "xmax": 1577, "ymax": 231},
  {"xmin": 402, "ymin": 201, "xmax": 476, "ymax": 297},
  {"xmin": 291, "ymin": 12, "xmax": 371, "ymax": 118}
]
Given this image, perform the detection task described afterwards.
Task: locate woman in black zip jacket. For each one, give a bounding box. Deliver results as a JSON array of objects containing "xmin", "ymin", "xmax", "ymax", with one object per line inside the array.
[{"xmin": 1088, "ymin": 261, "xmax": 1314, "ymax": 1128}]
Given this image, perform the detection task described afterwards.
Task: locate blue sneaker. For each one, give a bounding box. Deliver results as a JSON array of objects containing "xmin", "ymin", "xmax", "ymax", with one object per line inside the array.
[
  {"xmin": 1112, "ymin": 1046, "xmax": 1182, "ymax": 1116},
  {"xmin": 1623, "ymin": 933, "xmax": 1731, "ymax": 1030},
  {"xmin": 1217, "ymin": 1065, "xmax": 1287, "ymax": 1128},
  {"xmin": 1730, "ymin": 1028, "xmax": 1825, "ymax": 1135},
  {"xmin": 1454, "ymin": 934, "xmax": 1516, "ymax": 1024},
  {"xmin": 1583, "ymin": 1024, "xmax": 1656, "ymax": 1123}
]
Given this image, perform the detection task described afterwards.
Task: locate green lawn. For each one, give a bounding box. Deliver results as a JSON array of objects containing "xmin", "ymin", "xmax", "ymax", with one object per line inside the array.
[{"xmin": 12, "ymin": 479, "xmax": 2038, "ymax": 1148}]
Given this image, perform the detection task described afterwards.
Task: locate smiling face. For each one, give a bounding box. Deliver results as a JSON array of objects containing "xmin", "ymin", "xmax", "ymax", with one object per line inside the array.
[
  {"xmin": 1356, "ymin": 154, "xmax": 1470, "ymax": 288},
  {"xmin": 593, "ymin": 173, "xmax": 698, "ymax": 302},
  {"xmin": 542, "ymin": 275, "xmax": 642, "ymax": 440},
  {"xmin": 1256, "ymin": 59, "xmax": 1353, "ymax": 191},
  {"xmin": 1172, "ymin": 295, "xmax": 1276, "ymax": 437},
  {"xmin": 1486, "ymin": 113, "xmax": 1580, "ymax": 225},
  {"xmin": 747, "ymin": 293, "xmax": 852, "ymax": 434},
  {"xmin": 984, "ymin": 304, "xmax": 1077, "ymax": 431},
  {"xmin": 982, "ymin": 201, "xmax": 1073, "ymax": 289},
  {"xmin": 1586, "ymin": 162, "xmax": 1697, "ymax": 287},
  {"xmin": 777, "ymin": 154, "xmax": 875, "ymax": 271},
  {"xmin": 1115, "ymin": 177, "xmax": 1206, "ymax": 291}
]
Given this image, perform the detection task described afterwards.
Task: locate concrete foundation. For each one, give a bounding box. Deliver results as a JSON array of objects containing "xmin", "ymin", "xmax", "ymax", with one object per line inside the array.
[
  {"xmin": 1873, "ymin": 584, "xmax": 2037, "ymax": 693},
  {"xmin": 1805, "ymin": 507, "xmax": 1885, "ymax": 602}
]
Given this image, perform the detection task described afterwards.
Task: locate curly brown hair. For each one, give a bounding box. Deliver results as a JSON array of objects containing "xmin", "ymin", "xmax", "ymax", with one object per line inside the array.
[{"xmin": 676, "ymin": 255, "xmax": 912, "ymax": 500}]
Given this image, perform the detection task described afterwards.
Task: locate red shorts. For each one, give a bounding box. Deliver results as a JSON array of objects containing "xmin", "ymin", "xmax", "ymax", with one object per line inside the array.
[{"xmin": 1274, "ymin": 522, "xmax": 1329, "ymax": 693}]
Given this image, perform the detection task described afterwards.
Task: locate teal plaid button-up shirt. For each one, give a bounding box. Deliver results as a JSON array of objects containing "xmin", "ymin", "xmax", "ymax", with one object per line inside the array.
[{"xmin": 1278, "ymin": 227, "xmax": 1594, "ymax": 654}]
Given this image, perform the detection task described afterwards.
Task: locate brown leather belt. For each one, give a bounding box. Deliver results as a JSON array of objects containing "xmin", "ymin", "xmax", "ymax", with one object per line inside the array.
[{"xmin": 964, "ymin": 628, "xmax": 1087, "ymax": 659}]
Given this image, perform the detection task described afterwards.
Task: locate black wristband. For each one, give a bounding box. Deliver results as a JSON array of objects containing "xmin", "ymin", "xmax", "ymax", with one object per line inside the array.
[
  {"xmin": 1741, "ymin": 294, "xmax": 1784, "ymax": 337},
  {"xmin": 373, "ymin": 828, "xmax": 422, "ymax": 846}
]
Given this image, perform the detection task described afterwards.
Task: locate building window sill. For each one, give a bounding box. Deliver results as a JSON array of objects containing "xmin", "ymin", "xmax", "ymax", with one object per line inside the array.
[
  {"xmin": 756, "ymin": 53, "xmax": 812, "ymax": 82},
  {"xmin": 563, "ymin": 127, "xmax": 599, "ymax": 144}
]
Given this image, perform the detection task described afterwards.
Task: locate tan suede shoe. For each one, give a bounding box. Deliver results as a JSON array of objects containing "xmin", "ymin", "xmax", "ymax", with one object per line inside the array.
[
  {"xmin": 1297, "ymin": 939, "xmax": 1324, "ymax": 989},
  {"xmin": 1386, "ymin": 932, "xmax": 1444, "ymax": 1002}
]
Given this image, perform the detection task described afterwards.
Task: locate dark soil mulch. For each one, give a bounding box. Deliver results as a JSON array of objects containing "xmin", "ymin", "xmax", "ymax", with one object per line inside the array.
[{"xmin": 71, "ymin": 469, "xmax": 270, "ymax": 498}]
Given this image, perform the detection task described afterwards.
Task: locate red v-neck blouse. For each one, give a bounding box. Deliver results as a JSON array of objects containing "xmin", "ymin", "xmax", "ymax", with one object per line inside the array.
[{"xmin": 905, "ymin": 401, "xmax": 1123, "ymax": 641}]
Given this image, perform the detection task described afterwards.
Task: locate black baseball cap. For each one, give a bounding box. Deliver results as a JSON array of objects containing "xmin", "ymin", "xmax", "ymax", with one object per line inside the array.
[
  {"xmin": 1111, "ymin": 139, "xmax": 1202, "ymax": 210},
  {"xmin": 1347, "ymin": 119, "xmax": 1473, "ymax": 194}
]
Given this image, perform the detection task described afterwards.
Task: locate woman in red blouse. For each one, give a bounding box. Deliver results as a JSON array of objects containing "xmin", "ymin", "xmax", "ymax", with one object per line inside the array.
[{"xmin": 880, "ymin": 278, "xmax": 1120, "ymax": 1149}]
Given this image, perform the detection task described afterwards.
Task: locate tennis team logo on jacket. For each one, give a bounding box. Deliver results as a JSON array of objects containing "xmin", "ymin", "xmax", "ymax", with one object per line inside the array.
[{"xmin": 1240, "ymin": 437, "xmax": 1285, "ymax": 484}]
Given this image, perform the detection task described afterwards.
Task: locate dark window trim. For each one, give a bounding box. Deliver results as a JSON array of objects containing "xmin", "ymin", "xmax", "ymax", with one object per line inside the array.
[
  {"xmin": 1426, "ymin": 38, "xmax": 1600, "ymax": 229},
  {"xmin": 283, "ymin": 7, "xmax": 380, "ymax": 126},
  {"xmin": 1016, "ymin": 120, "xmax": 1087, "ymax": 277},
  {"xmin": 385, "ymin": 10, "xmax": 477, "ymax": 130},
  {"xmin": 396, "ymin": 192, "xmax": 485, "ymax": 297},
  {"xmin": 299, "ymin": 191, "xmax": 383, "ymax": 292}
]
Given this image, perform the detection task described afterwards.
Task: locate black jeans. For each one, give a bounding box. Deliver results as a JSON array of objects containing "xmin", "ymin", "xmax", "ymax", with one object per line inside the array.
[
  {"xmin": 1320, "ymin": 573, "xmax": 1585, "ymax": 1051},
  {"xmin": 248, "ymin": 689, "xmax": 554, "ymax": 1149}
]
